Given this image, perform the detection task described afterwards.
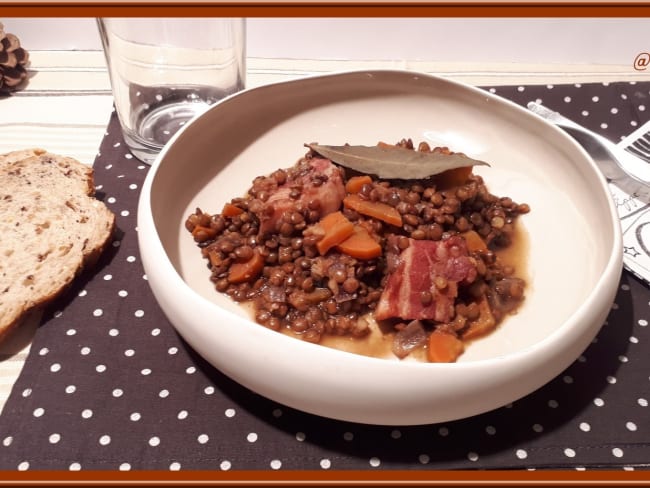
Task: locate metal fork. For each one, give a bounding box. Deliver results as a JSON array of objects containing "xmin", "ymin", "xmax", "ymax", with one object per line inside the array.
[
  {"xmin": 624, "ymin": 129, "xmax": 650, "ymax": 164},
  {"xmin": 527, "ymin": 101, "xmax": 650, "ymax": 198}
]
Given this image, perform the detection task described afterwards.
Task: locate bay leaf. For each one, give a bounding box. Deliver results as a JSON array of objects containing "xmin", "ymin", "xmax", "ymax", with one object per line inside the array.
[{"xmin": 307, "ymin": 143, "xmax": 489, "ymax": 180}]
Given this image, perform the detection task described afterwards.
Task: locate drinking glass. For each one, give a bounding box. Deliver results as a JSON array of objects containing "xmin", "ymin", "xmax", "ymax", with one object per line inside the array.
[{"xmin": 97, "ymin": 18, "xmax": 246, "ymax": 164}]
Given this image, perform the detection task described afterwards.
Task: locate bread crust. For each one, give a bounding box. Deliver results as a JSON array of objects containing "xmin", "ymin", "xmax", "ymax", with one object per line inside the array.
[{"xmin": 0, "ymin": 149, "xmax": 116, "ymax": 342}]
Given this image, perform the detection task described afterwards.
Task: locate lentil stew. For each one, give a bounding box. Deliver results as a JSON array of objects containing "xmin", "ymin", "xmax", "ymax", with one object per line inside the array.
[{"xmin": 185, "ymin": 139, "xmax": 530, "ymax": 362}]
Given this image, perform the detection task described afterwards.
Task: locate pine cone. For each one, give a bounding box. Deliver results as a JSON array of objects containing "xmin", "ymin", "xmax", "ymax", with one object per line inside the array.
[{"xmin": 0, "ymin": 22, "xmax": 30, "ymax": 93}]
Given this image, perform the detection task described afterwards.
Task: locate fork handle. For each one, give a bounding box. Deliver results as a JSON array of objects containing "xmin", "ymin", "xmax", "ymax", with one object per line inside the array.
[
  {"xmin": 527, "ymin": 102, "xmax": 585, "ymax": 132},
  {"xmin": 527, "ymin": 102, "xmax": 565, "ymax": 123},
  {"xmin": 527, "ymin": 101, "xmax": 650, "ymax": 188}
]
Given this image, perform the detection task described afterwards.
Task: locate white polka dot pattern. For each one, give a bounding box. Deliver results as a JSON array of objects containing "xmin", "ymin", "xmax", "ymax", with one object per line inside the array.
[{"xmin": 0, "ymin": 83, "xmax": 649, "ymax": 471}]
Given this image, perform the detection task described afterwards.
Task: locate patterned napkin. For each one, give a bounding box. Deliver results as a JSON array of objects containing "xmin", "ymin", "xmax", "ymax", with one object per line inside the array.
[
  {"xmin": 0, "ymin": 83, "xmax": 649, "ymax": 471},
  {"xmin": 611, "ymin": 121, "xmax": 650, "ymax": 283}
]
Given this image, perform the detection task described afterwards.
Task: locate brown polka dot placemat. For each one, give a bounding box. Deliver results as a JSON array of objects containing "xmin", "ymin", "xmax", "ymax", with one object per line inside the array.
[{"xmin": 1, "ymin": 82, "xmax": 649, "ymax": 471}]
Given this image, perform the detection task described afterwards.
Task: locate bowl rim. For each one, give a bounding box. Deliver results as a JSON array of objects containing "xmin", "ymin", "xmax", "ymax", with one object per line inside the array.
[
  {"xmin": 137, "ymin": 69, "xmax": 623, "ymax": 425},
  {"xmin": 138, "ymin": 68, "xmax": 623, "ymax": 368},
  {"xmin": 138, "ymin": 68, "xmax": 624, "ymax": 372}
]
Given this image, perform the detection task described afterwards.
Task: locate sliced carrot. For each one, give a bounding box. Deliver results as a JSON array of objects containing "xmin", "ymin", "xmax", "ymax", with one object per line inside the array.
[
  {"xmin": 343, "ymin": 194, "xmax": 403, "ymax": 228},
  {"xmin": 336, "ymin": 225, "xmax": 382, "ymax": 260},
  {"xmin": 314, "ymin": 211, "xmax": 355, "ymax": 255},
  {"xmin": 191, "ymin": 225, "xmax": 217, "ymax": 242},
  {"xmin": 345, "ymin": 175, "xmax": 373, "ymax": 194},
  {"xmin": 221, "ymin": 202, "xmax": 244, "ymax": 217},
  {"xmin": 427, "ymin": 329, "xmax": 465, "ymax": 363},
  {"xmin": 461, "ymin": 230, "xmax": 488, "ymax": 253},
  {"xmin": 228, "ymin": 250, "xmax": 265, "ymax": 284},
  {"xmin": 435, "ymin": 166, "xmax": 473, "ymax": 189},
  {"xmin": 461, "ymin": 295, "xmax": 496, "ymax": 340}
]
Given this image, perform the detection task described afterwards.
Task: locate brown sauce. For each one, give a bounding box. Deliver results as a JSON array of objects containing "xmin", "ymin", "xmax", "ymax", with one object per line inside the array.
[
  {"xmin": 274, "ymin": 222, "xmax": 530, "ymax": 362},
  {"xmin": 286, "ymin": 222, "xmax": 530, "ymax": 361},
  {"xmin": 188, "ymin": 141, "xmax": 531, "ymax": 363}
]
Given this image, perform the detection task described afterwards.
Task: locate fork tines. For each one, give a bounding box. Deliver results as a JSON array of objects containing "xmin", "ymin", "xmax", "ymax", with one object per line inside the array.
[
  {"xmin": 624, "ymin": 131, "xmax": 650, "ymax": 163},
  {"xmin": 621, "ymin": 119, "xmax": 650, "ymax": 164}
]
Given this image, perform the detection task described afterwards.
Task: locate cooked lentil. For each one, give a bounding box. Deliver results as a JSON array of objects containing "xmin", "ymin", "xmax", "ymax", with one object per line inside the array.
[{"xmin": 185, "ymin": 138, "xmax": 530, "ymax": 362}]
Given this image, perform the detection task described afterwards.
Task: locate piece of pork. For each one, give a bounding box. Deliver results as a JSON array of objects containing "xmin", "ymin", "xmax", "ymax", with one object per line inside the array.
[
  {"xmin": 375, "ymin": 236, "xmax": 477, "ymax": 323},
  {"xmin": 257, "ymin": 158, "xmax": 346, "ymax": 236}
]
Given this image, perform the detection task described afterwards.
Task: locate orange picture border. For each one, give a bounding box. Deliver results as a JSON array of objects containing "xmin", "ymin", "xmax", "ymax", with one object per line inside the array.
[
  {"xmin": 1, "ymin": 1, "xmax": 650, "ymax": 16},
  {"xmin": 1, "ymin": 469, "xmax": 650, "ymax": 486},
  {"xmin": 1, "ymin": 3, "xmax": 650, "ymax": 486}
]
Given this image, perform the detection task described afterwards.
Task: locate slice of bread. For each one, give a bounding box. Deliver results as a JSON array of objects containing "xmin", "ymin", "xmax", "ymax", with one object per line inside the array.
[{"xmin": 0, "ymin": 149, "xmax": 116, "ymax": 341}]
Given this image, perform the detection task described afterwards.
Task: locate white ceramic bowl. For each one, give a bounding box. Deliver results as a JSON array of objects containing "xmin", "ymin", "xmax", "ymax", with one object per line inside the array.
[{"xmin": 137, "ymin": 70, "xmax": 622, "ymax": 426}]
